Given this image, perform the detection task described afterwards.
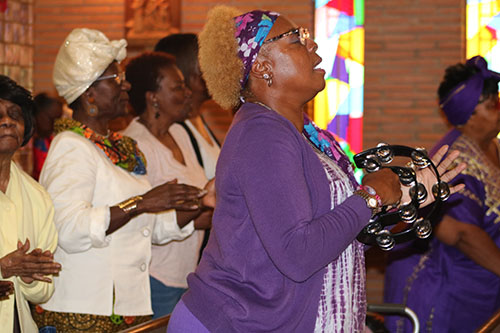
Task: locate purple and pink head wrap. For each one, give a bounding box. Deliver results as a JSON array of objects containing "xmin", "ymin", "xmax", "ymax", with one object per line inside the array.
[
  {"xmin": 233, "ymin": 10, "xmax": 280, "ymax": 88},
  {"xmin": 439, "ymin": 55, "xmax": 500, "ymax": 126}
]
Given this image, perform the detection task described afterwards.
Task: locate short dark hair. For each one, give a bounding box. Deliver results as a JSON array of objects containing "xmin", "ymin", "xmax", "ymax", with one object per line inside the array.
[
  {"xmin": 125, "ymin": 51, "xmax": 177, "ymax": 115},
  {"xmin": 154, "ymin": 33, "xmax": 198, "ymax": 87},
  {"xmin": 0, "ymin": 75, "xmax": 34, "ymax": 146},
  {"xmin": 438, "ymin": 63, "xmax": 499, "ymax": 101},
  {"xmin": 34, "ymin": 92, "xmax": 62, "ymax": 116}
]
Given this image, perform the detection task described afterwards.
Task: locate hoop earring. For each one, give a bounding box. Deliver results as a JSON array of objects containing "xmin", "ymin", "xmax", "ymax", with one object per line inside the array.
[
  {"xmin": 87, "ymin": 104, "xmax": 98, "ymax": 117},
  {"xmin": 86, "ymin": 96, "xmax": 99, "ymax": 117},
  {"xmin": 263, "ymin": 73, "xmax": 273, "ymax": 87}
]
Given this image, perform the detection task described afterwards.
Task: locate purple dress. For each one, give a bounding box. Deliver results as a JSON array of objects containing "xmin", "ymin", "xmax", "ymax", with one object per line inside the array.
[
  {"xmin": 175, "ymin": 103, "xmax": 371, "ymax": 332},
  {"xmin": 384, "ymin": 128, "xmax": 500, "ymax": 332}
]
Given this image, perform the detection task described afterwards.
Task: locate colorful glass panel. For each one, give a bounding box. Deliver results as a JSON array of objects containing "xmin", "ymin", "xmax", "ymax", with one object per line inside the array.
[
  {"xmin": 467, "ymin": 0, "xmax": 500, "ymax": 72},
  {"xmin": 314, "ymin": 0, "xmax": 364, "ymax": 180}
]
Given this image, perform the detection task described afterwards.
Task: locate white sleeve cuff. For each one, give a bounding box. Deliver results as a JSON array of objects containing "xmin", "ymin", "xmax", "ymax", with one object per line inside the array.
[
  {"xmin": 152, "ymin": 210, "xmax": 195, "ymax": 245},
  {"xmin": 89, "ymin": 205, "xmax": 111, "ymax": 248}
]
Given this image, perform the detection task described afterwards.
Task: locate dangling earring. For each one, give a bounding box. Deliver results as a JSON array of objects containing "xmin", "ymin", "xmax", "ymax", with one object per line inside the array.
[
  {"xmin": 263, "ymin": 73, "xmax": 273, "ymax": 87},
  {"xmin": 87, "ymin": 97, "xmax": 99, "ymax": 117},
  {"xmin": 153, "ymin": 100, "xmax": 160, "ymax": 119}
]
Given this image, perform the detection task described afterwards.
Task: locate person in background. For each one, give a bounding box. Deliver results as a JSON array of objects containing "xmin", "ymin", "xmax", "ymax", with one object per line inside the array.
[
  {"xmin": 167, "ymin": 6, "xmax": 465, "ymax": 332},
  {"xmin": 155, "ymin": 33, "xmax": 221, "ymax": 259},
  {"xmin": 155, "ymin": 33, "xmax": 220, "ymax": 180},
  {"xmin": 33, "ymin": 28, "xmax": 213, "ymax": 332},
  {"xmin": 384, "ymin": 55, "xmax": 500, "ymax": 332},
  {"xmin": 0, "ymin": 75, "xmax": 61, "ymax": 332},
  {"xmin": 124, "ymin": 51, "xmax": 213, "ymax": 318},
  {"xmin": 32, "ymin": 93, "xmax": 63, "ymax": 180}
]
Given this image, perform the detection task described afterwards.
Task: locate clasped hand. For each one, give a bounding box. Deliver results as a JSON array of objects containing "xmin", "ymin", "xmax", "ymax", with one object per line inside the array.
[
  {"xmin": 141, "ymin": 178, "xmax": 216, "ymax": 213},
  {"xmin": 0, "ymin": 239, "xmax": 61, "ymax": 285}
]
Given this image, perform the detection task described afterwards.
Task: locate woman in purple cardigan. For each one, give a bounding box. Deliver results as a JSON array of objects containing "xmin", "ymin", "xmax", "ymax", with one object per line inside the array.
[{"xmin": 168, "ymin": 6, "xmax": 465, "ymax": 332}]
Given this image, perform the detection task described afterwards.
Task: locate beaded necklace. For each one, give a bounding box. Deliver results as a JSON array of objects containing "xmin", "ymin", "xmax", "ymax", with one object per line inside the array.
[
  {"xmin": 54, "ymin": 118, "xmax": 147, "ymax": 175},
  {"xmin": 302, "ymin": 115, "xmax": 358, "ymax": 187}
]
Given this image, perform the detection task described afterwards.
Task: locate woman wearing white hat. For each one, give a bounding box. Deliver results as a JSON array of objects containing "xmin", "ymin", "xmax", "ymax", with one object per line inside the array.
[{"xmin": 32, "ymin": 28, "xmax": 214, "ymax": 332}]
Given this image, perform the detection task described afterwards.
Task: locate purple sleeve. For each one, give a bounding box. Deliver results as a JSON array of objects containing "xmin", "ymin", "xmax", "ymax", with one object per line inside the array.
[
  {"xmin": 443, "ymin": 174, "xmax": 485, "ymax": 227},
  {"xmin": 236, "ymin": 117, "xmax": 371, "ymax": 282}
]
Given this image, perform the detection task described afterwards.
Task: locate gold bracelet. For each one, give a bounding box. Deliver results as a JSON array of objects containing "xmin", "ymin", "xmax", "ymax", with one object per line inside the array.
[{"xmin": 118, "ymin": 195, "xmax": 143, "ymax": 213}]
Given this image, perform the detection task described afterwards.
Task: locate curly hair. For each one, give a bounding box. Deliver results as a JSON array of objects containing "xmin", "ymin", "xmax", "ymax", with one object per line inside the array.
[
  {"xmin": 125, "ymin": 52, "xmax": 177, "ymax": 115},
  {"xmin": 155, "ymin": 33, "xmax": 199, "ymax": 88},
  {"xmin": 198, "ymin": 6, "xmax": 243, "ymax": 110},
  {"xmin": 438, "ymin": 63, "xmax": 499, "ymax": 101},
  {"xmin": 0, "ymin": 75, "xmax": 34, "ymax": 146}
]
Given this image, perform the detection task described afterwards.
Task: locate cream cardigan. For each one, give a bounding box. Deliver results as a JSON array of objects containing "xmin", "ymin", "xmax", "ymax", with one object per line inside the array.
[{"xmin": 0, "ymin": 162, "xmax": 58, "ymax": 333}]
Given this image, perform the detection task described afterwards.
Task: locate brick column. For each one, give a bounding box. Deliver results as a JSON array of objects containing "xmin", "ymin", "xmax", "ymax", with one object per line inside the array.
[
  {"xmin": 364, "ymin": 0, "xmax": 464, "ymax": 150},
  {"xmin": 33, "ymin": 0, "xmax": 125, "ymax": 94}
]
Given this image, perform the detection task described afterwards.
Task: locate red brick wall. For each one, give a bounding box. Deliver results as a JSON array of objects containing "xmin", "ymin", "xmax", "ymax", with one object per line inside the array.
[
  {"xmin": 33, "ymin": 0, "xmax": 465, "ymax": 146},
  {"xmin": 181, "ymin": 0, "xmax": 313, "ymax": 33},
  {"xmin": 364, "ymin": 0, "xmax": 465, "ymax": 150},
  {"xmin": 33, "ymin": 0, "xmax": 314, "ymax": 142},
  {"xmin": 34, "ymin": 0, "xmax": 124, "ymax": 94},
  {"xmin": 3, "ymin": 0, "xmax": 35, "ymax": 174}
]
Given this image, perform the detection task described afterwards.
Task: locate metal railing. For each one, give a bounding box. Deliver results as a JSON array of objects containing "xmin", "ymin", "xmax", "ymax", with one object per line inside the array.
[
  {"xmin": 477, "ymin": 309, "xmax": 500, "ymax": 333},
  {"xmin": 119, "ymin": 315, "xmax": 171, "ymax": 333},
  {"xmin": 367, "ymin": 303, "xmax": 419, "ymax": 333}
]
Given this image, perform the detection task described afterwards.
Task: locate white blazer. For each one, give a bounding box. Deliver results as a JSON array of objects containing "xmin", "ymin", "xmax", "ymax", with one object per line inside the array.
[{"xmin": 39, "ymin": 131, "xmax": 194, "ymax": 316}]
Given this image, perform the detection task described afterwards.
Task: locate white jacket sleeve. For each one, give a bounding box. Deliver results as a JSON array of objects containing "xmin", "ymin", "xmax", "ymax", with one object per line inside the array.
[
  {"xmin": 40, "ymin": 133, "xmax": 111, "ymax": 253},
  {"xmin": 151, "ymin": 210, "xmax": 195, "ymax": 245}
]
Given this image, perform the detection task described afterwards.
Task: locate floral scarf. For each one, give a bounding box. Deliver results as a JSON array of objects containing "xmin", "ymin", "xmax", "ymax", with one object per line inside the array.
[
  {"xmin": 54, "ymin": 118, "xmax": 147, "ymax": 175},
  {"xmin": 302, "ymin": 114, "xmax": 358, "ymax": 188}
]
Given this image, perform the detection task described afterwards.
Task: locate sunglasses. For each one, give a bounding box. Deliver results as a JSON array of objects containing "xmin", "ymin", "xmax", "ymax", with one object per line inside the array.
[
  {"xmin": 95, "ymin": 72, "xmax": 126, "ymax": 85},
  {"xmin": 263, "ymin": 27, "xmax": 310, "ymax": 46}
]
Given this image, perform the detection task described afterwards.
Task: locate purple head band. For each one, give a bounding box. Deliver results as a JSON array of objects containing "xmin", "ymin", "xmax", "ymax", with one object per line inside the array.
[
  {"xmin": 234, "ymin": 10, "xmax": 280, "ymax": 88},
  {"xmin": 439, "ymin": 56, "xmax": 500, "ymax": 126}
]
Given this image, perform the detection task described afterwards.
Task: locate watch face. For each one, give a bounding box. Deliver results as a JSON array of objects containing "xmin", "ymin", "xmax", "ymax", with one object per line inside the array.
[{"xmin": 367, "ymin": 197, "xmax": 378, "ymax": 208}]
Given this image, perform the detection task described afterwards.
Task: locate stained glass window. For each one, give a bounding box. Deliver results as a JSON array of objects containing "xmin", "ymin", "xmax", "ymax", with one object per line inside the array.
[
  {"xmin": 314, "ymin": 0, "xmax": 364, "ymax": 179},
  {"xmin": 467, "ymin": 0, "xmax": 500, "ymax": 72}
]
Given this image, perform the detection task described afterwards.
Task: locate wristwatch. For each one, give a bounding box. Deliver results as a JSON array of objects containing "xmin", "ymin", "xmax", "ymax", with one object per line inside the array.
[{"xmin": 354, "ymin": 190, "xmax": 380, "ymax": 214}]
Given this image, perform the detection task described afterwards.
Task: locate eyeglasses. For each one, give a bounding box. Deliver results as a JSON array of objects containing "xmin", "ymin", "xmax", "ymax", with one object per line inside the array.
[
  {"xmin": 263, "ymin": 27, "xmax": 310, "ymax": 46},
  {"xmin": 94, "ymin": 72, "xmax": 126, "ymax": 85}
]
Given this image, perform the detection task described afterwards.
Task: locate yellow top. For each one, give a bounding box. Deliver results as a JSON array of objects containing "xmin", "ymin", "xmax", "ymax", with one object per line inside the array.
[{"xmin": 0, "ymin": 161, "xmax": 58, "ymax": 333}]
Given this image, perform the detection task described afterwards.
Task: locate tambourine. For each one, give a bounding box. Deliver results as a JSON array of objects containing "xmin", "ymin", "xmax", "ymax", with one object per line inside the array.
[{"xmin": 353, "ymin": 143, "xmax": 451, "ymax": 251}]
